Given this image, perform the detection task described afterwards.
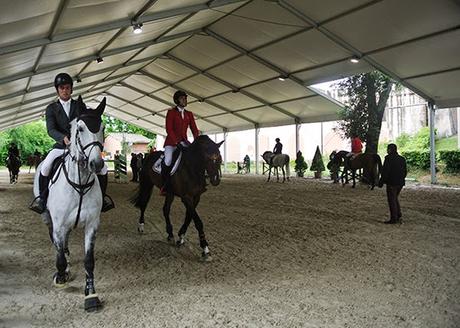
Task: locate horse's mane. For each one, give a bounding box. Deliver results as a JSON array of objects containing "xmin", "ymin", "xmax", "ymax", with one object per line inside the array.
[{"xmin": 183, "ymin": 135, "xmax": 209, "ymax": 184}]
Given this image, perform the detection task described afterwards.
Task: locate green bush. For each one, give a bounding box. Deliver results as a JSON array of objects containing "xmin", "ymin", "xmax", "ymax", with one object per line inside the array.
[
  {"xmin": 439, "ymin": 150, "xmax": 460, "ymax": 173},
  {"xmin": 397, "ymin": 127, "xmax": 432, "ymax": 152},
  {"xmin": 401, "ymin": 150, "xmax": 432, "ymax": 170},
  {"xmin": 310, "ymin": 146, "xmax": 325, "ymax": 172}
]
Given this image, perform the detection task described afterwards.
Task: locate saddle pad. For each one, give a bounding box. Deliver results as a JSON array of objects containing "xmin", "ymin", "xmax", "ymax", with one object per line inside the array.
[{"xmin": 152, "ymin": 151, "xmax": 182, "ymax": 176}]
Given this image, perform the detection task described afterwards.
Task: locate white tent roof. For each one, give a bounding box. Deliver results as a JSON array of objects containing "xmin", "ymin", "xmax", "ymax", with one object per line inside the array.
[{"xmin": 1, "ymin": 0, "xmax": 459, "ymax": 134}]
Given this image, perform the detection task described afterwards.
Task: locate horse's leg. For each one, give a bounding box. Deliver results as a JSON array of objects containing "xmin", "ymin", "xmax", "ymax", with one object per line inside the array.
[
  {"xmin": 341, "ymin": 168, "xmax": 347, "ymax": 187},
  {"xmin": 369, "ymin": 164, "xmax": 375, "ymax": 190},
  {"xmin": 176, "ymin": 198, "xmax": 194, "ymax": 247},
  {"xmin": 190, "ymin": 197, "xmax": 211, "ymax": 261},
  {"xmin": 276, "ymin": 167, "xmax": 280, "ymax": 182},
  {"xmin": 64, "ymin": 229, "xmax": 71, "ymax": 274},
  {"xmin": 53, "ymin": 231, "xmax": 70, "ymax": 288},
  {"xmin": 281, "ymin": 166, "xmax": 286, "ymax": 183},
  {"xmin": 162, "ymin": 194, "xmax": 175, "ymax": 243},
  {"xmin": 267, "ymin": 166, "xmax": 271, "ymax": 182},
  {"xmin": 352, "ymin": 170, "xmax": 356, "ymax": 188},
  {"xmin": 83, "ymin": 226, "xmax": 102, "ymax": 312}
]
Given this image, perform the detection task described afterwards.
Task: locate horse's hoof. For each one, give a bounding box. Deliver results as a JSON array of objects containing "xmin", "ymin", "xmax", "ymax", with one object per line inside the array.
[
  {"xmin": 53, "ymin": 272, "xmax": 70, "ymax": 288},
  {"xmin": 167, "ymin": 236, "xmax": 175, "ymax": 245},
  {"xmin": 84, "ymin": 294, "xmax": 102, "ymax": 312},
  {"xmin": 201, "ymin": 252, "xmax": 212, "ymax": 262},
  {"xmin": 176, "ymin": 237, "xmax": 185, "ymax": 247},
  {"xmin": 137, "ymin": 223, "xmax": 144, "ymax": 234}
]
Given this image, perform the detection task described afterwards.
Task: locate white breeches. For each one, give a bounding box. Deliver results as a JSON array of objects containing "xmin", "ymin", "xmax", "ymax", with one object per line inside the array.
[
  {"xmin": 41, "ymin": 149, "xmax": 66, "ymax": 176},
  {"xmin": 41, "ymin": 148, "xmax": 108, "ymax": 176},
  {"xmin": 164, "ymin": 146, "xmax": 176, "ymax": 166}
]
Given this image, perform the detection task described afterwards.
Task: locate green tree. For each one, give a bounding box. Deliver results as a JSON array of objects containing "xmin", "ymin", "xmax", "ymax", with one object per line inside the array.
[
  {"xmin": 310, "ymin": 146, "xmax": 325, "ymax": 172},
  {"xmin": 0, "ymin": 121, "xmax": 54, "ymax": 163},
  {"xmin": 102, "ymin": 115, "xmax": 156, "ymax": 141},
  {"xmin": 335, "ymin": 71, "xmax": 394, "ymax": 153}
]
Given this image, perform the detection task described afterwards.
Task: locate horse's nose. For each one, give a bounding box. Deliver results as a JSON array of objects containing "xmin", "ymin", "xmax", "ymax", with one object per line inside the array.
[{"xmin": 90, "ymin": 158, "xmax": 104, "ymax": 173}]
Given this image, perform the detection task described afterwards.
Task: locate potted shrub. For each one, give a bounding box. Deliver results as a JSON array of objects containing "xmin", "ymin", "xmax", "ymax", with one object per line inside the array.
[
  {"xmin": 310, "ymin": 146, "xmax": 325, "ymax": 179},
  {"xmin": 294, "ymin": 150, "xmax": 308, "ymax": 177}
]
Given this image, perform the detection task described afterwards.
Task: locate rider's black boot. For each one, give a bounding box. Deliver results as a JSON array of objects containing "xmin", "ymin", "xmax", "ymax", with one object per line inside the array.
[
  {"xmin": 160, "ymin": 163, "xmax": 172, "ymax": 196},
  {"xmin": 29, "ymin": 173, "xmax": 49, "ymax": 214},
  {"xmin": 98, "ymin": 174, "xmax": 114, "ymax": 212}
]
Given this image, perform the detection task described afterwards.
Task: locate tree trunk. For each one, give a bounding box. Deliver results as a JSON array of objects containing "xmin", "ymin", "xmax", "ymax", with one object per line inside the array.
[{"xmin": 365, "ymin": 80, "xmax": 393, "ymax": 154}]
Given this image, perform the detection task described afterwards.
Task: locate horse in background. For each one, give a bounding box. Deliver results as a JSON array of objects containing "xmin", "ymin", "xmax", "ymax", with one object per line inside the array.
[
  {"xmin": 333, "ymin": 151, "xmax": 382, "ymax": 189},
  {"xmin": 32, "ymin": 96, "xmax": 106, "ymax": 312},
  {"xmin": 6, "ymin": 155, "xmax": 21, "ymax": 184},
  {"xmin": 27, "ymin": 153, "xmax": 43, "ymax": 173},
  {"xmin": 131, "ymin": 135, "xmax": 223, "ymax": 261},
  {"xmin": 261, "ymin": 151, "xmax": 290, "ymax": 182}
]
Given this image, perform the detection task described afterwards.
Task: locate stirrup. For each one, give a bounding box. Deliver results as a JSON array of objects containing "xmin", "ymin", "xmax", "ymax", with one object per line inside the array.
[
  {"xmin": 29, "ymin": 196, "xmax": 46, "ymax": 214},
  {"xmin": 101, "ymin": 195, "xmax": 115, "ymax": 213}
]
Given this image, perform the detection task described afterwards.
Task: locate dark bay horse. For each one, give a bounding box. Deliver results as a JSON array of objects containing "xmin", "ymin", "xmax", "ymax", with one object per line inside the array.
[
  {"xmin": 333, "ymin": 150, "xmax": 382, "ymax": 189},
  {"xmin": 261, "ymin": 151, "xmax": 290, "ymax": 182},
  {"xmin": 131, "ymin": 135, "xmax": 223, "ymax": 261},
  {"xmin": 6, "ymin": 155, "xmax": 21, "ymax": 184},
  {"xmin": 27, "ymin": 153, "xmax": 43, "ymax": 173}
]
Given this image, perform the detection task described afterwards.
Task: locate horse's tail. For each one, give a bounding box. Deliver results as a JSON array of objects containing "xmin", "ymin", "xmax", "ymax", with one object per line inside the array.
[
  {"xmin": 130, "ymin": 154, "xmax": 155, "ymax": 209},
  {"xmin": 285, "ymin": 155, "xmax": 290, "ymax": 178},
  {"xmin": 374, "ymin": 154, "xmax": 383, "ymax": 179}
]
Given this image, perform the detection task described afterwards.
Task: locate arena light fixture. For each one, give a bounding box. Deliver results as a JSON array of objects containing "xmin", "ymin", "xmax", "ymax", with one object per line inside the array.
[
  {"xmin": 132, "ymin": 21, "xmax": 143, "ymax": 34},
  {"xmin": 350, "ymin": 56, "xmax": 360, "ymax": 64}
]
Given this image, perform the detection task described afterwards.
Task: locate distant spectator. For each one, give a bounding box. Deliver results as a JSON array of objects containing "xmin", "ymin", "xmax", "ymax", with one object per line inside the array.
[
  {"xmin": 379, "ymin": 143, "xmax": 407, "ymax": 224},
  {"xmin": 137, "ymin": 153, "xmax": 144, "ymax": 179},
  {"xmin": 130, "ymin": 153, "xmax": 138, "ymax": 182}
]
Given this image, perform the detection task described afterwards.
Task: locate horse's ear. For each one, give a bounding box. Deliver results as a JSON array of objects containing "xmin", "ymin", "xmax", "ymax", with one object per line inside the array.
[
  {"xmin": 216, "ymin": 140, "xmax": 224, "ymax": 148},
  {"xmin": 95, "ymin": 97, "xmax": 106, "ymax": 116},
  {"xmin": 76, "ymin": 95, "xmax": 88, "ymax": 116}
]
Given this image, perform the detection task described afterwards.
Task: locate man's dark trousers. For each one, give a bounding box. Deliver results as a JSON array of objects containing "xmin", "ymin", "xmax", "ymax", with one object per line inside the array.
[{"xmin": 386, "ymin": 185, "xmax": 403, "ymax": 220}]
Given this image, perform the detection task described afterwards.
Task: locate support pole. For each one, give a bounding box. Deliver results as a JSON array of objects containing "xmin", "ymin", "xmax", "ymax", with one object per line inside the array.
[
  {"xmin": 428, "ymin": 102, "xmax": 437, "ymax": 184},
  {"xmin": 255, "ymin": 124, "xmax": 260, "ymax": 174},
  {"xmin": 223, "ymin": 130, "xmax": 228, "ymax": 173},
  {"xmin": 320, "ymin": 122, "xmax": 324, "ymax": 154},
  {"xmin": 457, "ymin": 107, "xmax": 460, "ymax": 149},
  {"xmin": 295, "ymin": 119, "xmax": 301, "ymax": 154}
]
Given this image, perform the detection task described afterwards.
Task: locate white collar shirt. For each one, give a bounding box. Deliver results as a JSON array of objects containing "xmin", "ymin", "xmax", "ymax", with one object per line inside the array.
[
  {"xmin": 177, "ymin": 106, "xmax": 185, "ymax": 119},
  {"xmin": 59, "ymin": 98, "xmax": 71, "ymax": 118}
]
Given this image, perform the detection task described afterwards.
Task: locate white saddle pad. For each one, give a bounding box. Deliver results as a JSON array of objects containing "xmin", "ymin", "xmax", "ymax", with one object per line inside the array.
[{"xmin": 152, "ymin": 152, "xmax": 182, "ymax": 176}]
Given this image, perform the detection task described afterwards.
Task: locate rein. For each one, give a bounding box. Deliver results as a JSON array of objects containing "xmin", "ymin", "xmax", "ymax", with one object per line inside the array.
[{"xmin": 56, "ymin": 128, "xmax": 101, "ymax": 228}]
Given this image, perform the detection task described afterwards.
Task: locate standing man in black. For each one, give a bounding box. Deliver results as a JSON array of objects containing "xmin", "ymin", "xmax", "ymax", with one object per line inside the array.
[
  {"xmin": 130, "ymin": 153, "xmax": 138, "ymax": 182},
  {"xmin": 379, "ymin": 143, "xmax": 407, "ymax": 224}
]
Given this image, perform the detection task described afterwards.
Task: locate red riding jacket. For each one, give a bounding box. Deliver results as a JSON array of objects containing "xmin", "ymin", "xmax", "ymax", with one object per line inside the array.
[
  {"xmin": 351, "ymin": 137, "xmax": 363, "ymax": 154},
  {"xmin": 164, "ymin": 107, "xmax": 199, "ymax": 147}
]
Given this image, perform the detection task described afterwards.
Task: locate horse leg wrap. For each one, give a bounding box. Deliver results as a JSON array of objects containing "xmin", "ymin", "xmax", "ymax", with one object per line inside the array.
[{"xmin": 199, "ymin": 234, "xmax": 208, "ymax": 248}]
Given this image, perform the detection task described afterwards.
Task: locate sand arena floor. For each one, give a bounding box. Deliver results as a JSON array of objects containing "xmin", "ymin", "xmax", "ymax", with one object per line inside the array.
[{"xmin": 1, "ymin": 170, "xmax": 459, "ymax": 328}]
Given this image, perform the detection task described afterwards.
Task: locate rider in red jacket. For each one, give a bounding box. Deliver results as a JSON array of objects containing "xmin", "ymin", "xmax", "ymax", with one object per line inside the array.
[
  {"xmin": 351, "ymin": 136, "xmax": 363, "ymax": 154},
  {"xmin": 161, "ymin": 90, "xmax": 199, "ymax": 195}
]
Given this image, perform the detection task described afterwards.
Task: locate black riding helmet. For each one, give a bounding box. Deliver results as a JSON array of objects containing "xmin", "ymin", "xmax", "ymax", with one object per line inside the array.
[
  {"xmin": 173, "ymin": 90, "xmax": 187, "ymax": 105},
  {"xmin": 54, "ymin": 73, "xmax": 73, "ymax": 90}
]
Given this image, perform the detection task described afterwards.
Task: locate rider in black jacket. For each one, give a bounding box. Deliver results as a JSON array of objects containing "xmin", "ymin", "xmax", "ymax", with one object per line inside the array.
[{"xmin": 29, "ymin": 73, "xmax": 114, "ymax": 214}]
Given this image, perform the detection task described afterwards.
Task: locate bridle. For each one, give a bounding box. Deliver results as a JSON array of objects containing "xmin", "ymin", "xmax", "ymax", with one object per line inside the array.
[
  {"xmin": 72, "ymin": 127, "xmax": 103, "ymax": 167},
  {"xmin": 58, "ymin": 122, "xmax": 103, "ymax": 228}
]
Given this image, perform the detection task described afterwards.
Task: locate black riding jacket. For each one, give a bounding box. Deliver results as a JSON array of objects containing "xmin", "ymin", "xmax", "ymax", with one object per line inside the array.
[
  {"xmin": 273, "ymin": 142, "xmax": 283, "ymax": 154},
  {"xmin": 45, "ymin": 99, "xmax": 78, "ymax": 149}
]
